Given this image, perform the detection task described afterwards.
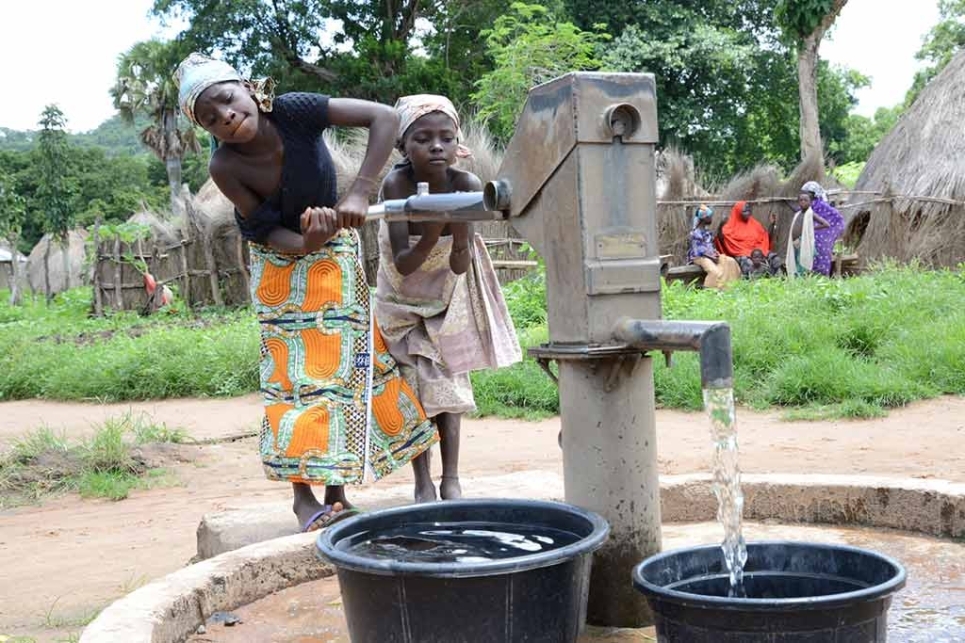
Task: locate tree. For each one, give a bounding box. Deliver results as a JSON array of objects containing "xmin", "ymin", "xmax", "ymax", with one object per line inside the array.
[
  {"xmin": 36, "ymin": 105, "xmax": 75, "ymax": 303},
  {"xmin": 775, "ymin": 0, "xmax": 849, "ymax": 161},
  {"xmin": 829, "ymin": 104, "xmax": 901, "ymax": 165},
  {"xmin": 111, "ymin": 39, "xmax": 200, "ymax": 216},
  {"xmin": 472, "ymin": 2, "xmax": 608, "ymax": 142},
  {"xmin": 153, "ymin": 0, "xmax": 339, "ymax": 83},
  {"xmin": 152, "ymin": 0, "xmax": 514, "ymax": 104},
  {"xmin": 0, "ymin": 170, "xmax": 26, "ymax": 305},
  {"xmin": 906, "ymin": 0, "xmax": 965, "ymax": 105},
  {"xmin": 595, "ymin": 1, "xmax": 863, "ymax": 178}
]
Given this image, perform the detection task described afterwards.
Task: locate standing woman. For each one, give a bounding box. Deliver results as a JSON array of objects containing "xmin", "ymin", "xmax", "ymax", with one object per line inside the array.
[{"xmin": 800, "ymin": 181, "xmax": 845, "ymax": 276}]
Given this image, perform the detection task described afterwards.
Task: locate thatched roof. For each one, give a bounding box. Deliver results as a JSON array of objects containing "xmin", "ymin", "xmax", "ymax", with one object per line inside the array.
[
  {"xmin": 855, "ymin": 50, "xmax": 965, "ymax": 218},
  {"xmin": 127, "ymin": 210, "xmax": 180, "ymax": 247},
  {"xmin": 851, "ymin": 49, "xmax": 965, "ymax": 266}
]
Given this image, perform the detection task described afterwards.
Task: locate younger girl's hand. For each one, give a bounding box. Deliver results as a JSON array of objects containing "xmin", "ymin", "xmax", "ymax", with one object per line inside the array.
[{"xmin": 335, "ymin": 193, "xmax": 368, "ymax": 229}]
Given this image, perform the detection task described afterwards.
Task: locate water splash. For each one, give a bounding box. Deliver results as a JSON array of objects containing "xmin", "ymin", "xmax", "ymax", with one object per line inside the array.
[{"xmin": 703, "ymin": 387, "xmax": 747, "ymax": 595}]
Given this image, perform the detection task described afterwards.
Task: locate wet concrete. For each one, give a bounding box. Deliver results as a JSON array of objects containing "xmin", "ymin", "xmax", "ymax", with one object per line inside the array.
[{"xmin": 187, "ymin": 522, "xmax": 964, "ymax": 643}]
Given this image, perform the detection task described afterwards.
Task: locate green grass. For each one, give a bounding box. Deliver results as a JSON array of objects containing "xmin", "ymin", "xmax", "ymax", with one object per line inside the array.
[
  {"xmin": 77, "ymin": 470, "xmax": 139, "ymax": 501},
  {"xmin": 652, "ymin": 264, "xmax": 965, "ymax": 414},
  {"xmin": 0, "ymin": 289, "xmax": 258, "ymax": 402},
  {"xmin": 479, "ymin": 263, "xmax": 965, "ymax": 420},
  {"xmin": 2, "ymin": 264, "xmax": 965, "ymax": 422},
  {"xmin": 0, "ymin": 414, "xmax": 189, "ymax": 507},
  {"xmin": 470, "ymin": 326, "xmax": 558, "ymax": 420}
]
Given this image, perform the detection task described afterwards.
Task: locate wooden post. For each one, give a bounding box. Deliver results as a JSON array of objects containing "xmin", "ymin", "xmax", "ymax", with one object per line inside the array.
[
  {"xmin": 113, "ymin": 236, "xmax": 123, "ymax": 311},
  {"xmin": 179, "ymin": 241, "xmax": 191, "ymax": 307},
  {"xmin": 92, "ymin": 219, "xmax": 104, "ymax": 316},
  {"xmin": 180, "ymin": 201, "xmax": 196, "ymax": 309},
  {"xmin": 202, "ymin": 233, "xmax": 224, "ymax": 307},
  {"xmin": 186, "ymin": 199, "xmax": 223, "ymax": 307},
  {"xmin": 235, "ymin": 234, "xmax": 250, "ymax": 301}
]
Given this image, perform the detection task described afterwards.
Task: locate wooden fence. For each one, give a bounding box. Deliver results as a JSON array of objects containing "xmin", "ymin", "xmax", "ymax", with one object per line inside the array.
[{"xmin": 92, "ymin": 202, "xmax": 250, "ymax": 315}]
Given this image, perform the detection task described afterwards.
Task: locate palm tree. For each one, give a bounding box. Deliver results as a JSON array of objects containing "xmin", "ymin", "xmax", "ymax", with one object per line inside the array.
[{"xmin": 111, "ymin": 39, "xmax": 200, "ymax": 216}]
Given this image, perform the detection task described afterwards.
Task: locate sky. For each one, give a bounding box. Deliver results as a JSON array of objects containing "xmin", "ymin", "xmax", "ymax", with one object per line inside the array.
[
  {"xmin": 0, "ymin": 0, "xmax": 943, "ymax": 132},
  {"xmin": 822, "ymin": 0, "xmax": 941, "ymax": 116}
]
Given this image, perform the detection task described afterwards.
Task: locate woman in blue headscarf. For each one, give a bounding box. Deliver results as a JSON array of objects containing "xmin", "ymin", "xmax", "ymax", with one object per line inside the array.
[{"xmin": 687, "ymin": 204, "xmax": 741, "ymax": 289}]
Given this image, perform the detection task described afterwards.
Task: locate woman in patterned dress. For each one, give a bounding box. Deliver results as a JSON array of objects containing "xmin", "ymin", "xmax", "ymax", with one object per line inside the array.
[{"xmin": 175, "ymin": 53, "xmax": 436, "ymax": 532}]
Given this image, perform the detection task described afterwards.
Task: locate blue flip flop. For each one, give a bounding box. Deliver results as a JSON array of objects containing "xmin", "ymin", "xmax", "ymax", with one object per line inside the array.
[{"xmin": 302, "ymin": 505, "xmax": 360, "ymax": 532}]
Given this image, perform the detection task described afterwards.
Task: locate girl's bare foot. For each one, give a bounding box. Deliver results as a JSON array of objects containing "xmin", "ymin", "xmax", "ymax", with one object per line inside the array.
[
  {"xmin": 440, "ymin": 475, "xmax": 462, "ymax": 500},
  {"xmin": 412, "ymin": 450, "xmax": 437, "ymax": 503},
  {"xmin": 415, "ymin": 481, "xmax": 438, "ymax": 503}
]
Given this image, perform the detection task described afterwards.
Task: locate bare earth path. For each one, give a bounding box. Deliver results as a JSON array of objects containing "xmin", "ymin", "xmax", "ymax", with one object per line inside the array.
[{"xmin": 1, "ymin": 395, "xmax": 964, "ymax": 641}]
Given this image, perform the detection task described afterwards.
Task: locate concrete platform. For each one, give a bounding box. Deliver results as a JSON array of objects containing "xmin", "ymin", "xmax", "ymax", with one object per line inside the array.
[
  {"xmin": 189, "ymin": 522, "xmax": 965, "ymax": 643},
  {"xmin": 83, "ymin": 474, "xmax": 965, "ymax": 643},
  {"xmin": 197, "ymin": 472, "xmax": 965, "ymax": 560}
]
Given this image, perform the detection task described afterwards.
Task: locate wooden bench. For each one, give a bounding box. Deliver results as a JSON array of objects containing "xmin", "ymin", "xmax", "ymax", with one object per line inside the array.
[
  {"xmin": 664, "ymin": 253, "xmax": 860, "ymax": 285},
  {"xmin": 664, "ymin": 263, "xmax": 706, "ymax": 286},
  {"xmin": 832, "ymin": 253, "xmax": 860, "ymax": 278}
]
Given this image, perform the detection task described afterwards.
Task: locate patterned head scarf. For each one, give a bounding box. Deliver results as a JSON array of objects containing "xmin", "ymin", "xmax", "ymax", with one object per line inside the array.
[
  {"xmin": 175, "ymin": 53, "xmax": 274, "ymax": 127},
  {"xmin": 693, "ymin": 204, "xmax": 714, "ymax": 229},
  {"xmin": 801, "ymin": 181, "xmax": 827, "ymax": 202},
  {"xmin": 394, "ymin": 94, "xmax": 472, "ymax": 158}
]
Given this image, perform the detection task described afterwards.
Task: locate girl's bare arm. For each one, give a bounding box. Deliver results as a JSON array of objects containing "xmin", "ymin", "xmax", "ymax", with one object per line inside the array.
[
  {"xmin": 447, "ymin": 171, "xmax": 482, "ymax": 274},
  {"xmin": 328, "ymin": 99, "xmax": 399, "ymax": 228}
]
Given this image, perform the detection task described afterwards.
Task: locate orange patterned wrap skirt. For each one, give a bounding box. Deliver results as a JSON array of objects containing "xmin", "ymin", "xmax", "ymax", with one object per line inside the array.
[{"xmin": 249, "ymin": 229, "xmax": 436, "ymax": 485}]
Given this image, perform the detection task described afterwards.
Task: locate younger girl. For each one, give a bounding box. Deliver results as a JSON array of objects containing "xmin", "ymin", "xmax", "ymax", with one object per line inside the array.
[
  {"xmin": 375, "ymin": 95, "xmax": 522, "ymax": 502},
  {"xmin": 175, "ymin": 53, "xmax": 436, "ymax": 531}
]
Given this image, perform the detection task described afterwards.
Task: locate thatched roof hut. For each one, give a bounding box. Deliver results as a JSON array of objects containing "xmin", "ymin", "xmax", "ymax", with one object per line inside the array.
[
  {"xmin": 27, "ymin": 229, "xmax": 89, "ymax": 296},
  {"xmin": 848, "ymin": 49, "xmax": 965, "ymax": 267}
]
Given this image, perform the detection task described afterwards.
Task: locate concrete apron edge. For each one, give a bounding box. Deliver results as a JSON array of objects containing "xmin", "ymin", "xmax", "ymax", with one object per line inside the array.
[{"xmin": 80, "ymin": 473, "xmax": 965, "ymax": 643}]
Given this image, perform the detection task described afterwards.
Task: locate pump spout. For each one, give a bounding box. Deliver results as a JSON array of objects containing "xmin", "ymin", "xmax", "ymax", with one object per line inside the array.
[{"xmin": 612, "ymin": 318, "xmax": 734, "ymax": 390}]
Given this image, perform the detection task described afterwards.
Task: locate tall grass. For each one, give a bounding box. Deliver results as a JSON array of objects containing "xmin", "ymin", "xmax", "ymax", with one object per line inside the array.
[
  {"xmin": 0, "ymin": 289, "xmax": 258, "ymax": 401},
  {"xmin": 2, "ymin": 264, "xmax": 964, "ymax": 420},
  {"xmin": 653, "ymin": 264, "xmax": 965, "ymax": 416},
  {"xmin": 478, "ymin": 263, "xmax": 965, "ymax": 419}
]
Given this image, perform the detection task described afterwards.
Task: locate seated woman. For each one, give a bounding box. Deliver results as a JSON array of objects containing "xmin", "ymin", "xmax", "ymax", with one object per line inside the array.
[
  {"xmin": 716, "ymin": 201, "xmax": 783, "ymax": 277},
  {"xmin": 687, "ymin": 205, "xmax": 741, "ymax": 289},
  {"xmin": 788, "ymin": 181, "xmax": 845, "ymax": 277}
]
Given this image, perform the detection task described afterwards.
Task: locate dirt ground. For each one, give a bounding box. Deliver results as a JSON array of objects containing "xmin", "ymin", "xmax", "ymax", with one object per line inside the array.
[{"xmin": 1, "ymin": 394, "xmax": 964, "ymax": 642}]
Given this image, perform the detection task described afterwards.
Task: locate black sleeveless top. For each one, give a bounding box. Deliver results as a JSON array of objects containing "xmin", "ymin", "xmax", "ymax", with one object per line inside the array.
[{"xmin": 234, "ymin": 93, "xmax": 338, "ymax": 243}]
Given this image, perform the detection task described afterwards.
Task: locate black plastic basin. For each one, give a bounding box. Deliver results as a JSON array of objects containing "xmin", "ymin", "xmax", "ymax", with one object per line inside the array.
[
  {"xmin": 633, "ymin": 540, "xmax": 907, "ymax": 642},
  {"xmin": 317, "ymin": 499, "xmax": 609, "ymax": 643}
]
